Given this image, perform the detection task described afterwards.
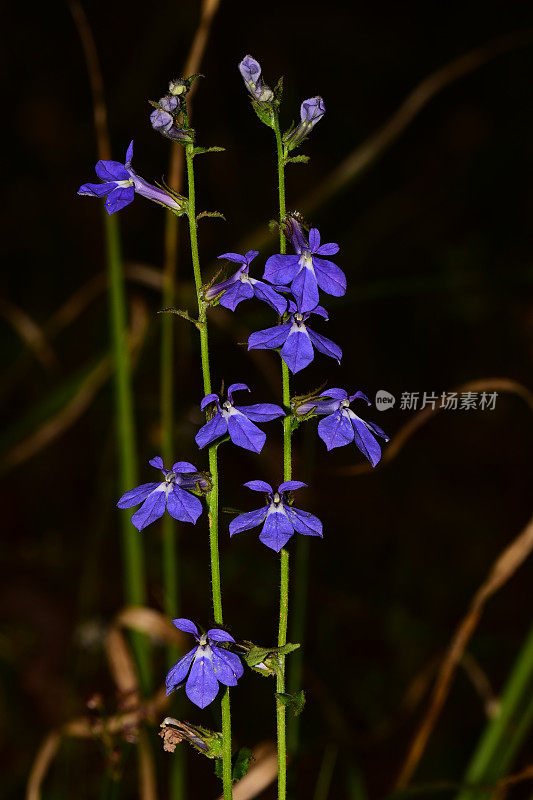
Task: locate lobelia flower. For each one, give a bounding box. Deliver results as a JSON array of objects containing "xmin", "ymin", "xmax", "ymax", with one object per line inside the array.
[
  {"xmin": 295, "ymin": 388, "xmax": 389, "ymax": 466},
  {"xmin": 117, "ymin": 457, "xmax": 208, "ymax": 531},
  {"xmin": 195, "ymin": 383, "xmax": 284, "ymax": 453},
  {"xmin": 229, "ymin": 481, "xmax": 323, "ymax": 552},
  {"xmin": 78, "ymin": 141, "xmax": 186, "ymax": 215},
  {"xmin": 248, "ymin": 301, "xmax": 342, "ymax": 374},
  {"xmin": 204, "ymin": 250, "xmax": 287, "ymax": 315},
  {"xmin": 166, "ymin": 619, "xmax": 244, "ymax": 709},
  {"xmin": 283, "ymin": 96, "xmax": 326, "ymax": 150},
  {"xmin": 238, "ymin": 54, "xmax": 274, "ymax": 102},
  {"xmin": 263, "ymin": 216, "xmax": 346, "ymax": 313}
]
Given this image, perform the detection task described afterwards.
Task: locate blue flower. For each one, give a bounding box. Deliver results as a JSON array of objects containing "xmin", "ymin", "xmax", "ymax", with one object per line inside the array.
[
  {"xmin": 283, "ymin": 96, "xmax": 326, "ymax": 150},
  {"xmin": 195, "ymin": 383, "xmax": 284, "ymax": 453},
  {"xmin": 263, "ymin": 216, "xmax": 345, "ymax": 313},
  {"xmin": 78, "ymin": 141, "xmax": 185, "ymax": 215},
  {"xmin": 247, "ymin": 301, "xmax": 342, "ymax": 374},
  {"xmin": 117, "ymin": 457, "xmax": 207, "ymax": 531},
  {"xmin": 297, "ymin": 389, "xmax": 389, "ymax": 466},
  {"xmin": 238, "ymin": 55, "xmax": 274, "ymax": 102},
  {"xmin": 229, "ymin": 481, "xmax": 323, "ymax": 552},
  {"xmin": 166, "ymin": 619, "xmax": 244, "ymax": 709},
  {"xmin": 204, "ymin": 250, "xmax": 287, "ymax": 315}
]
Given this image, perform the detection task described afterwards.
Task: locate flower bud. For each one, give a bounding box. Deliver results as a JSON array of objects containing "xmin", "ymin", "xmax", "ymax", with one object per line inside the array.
[
  {"xmin": 238, "ymin": 55, "xmax": 274, "ymax": 102},
  {"xmin": 168, "ymin": 77, "xmax": 188, "ymax": 96},
  {"xmin": 283, "ymin": 96, "xmax": 325, "ymax": 150}
]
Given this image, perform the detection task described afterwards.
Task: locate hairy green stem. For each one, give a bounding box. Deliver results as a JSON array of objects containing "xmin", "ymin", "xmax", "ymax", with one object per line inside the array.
[
  {"xmin": 274, "ymin": 113, "xmax": 290, "ymax": 800},
  {"xmin": 105, "ymin": 211, "xmax": 150, "ymax": 691},
  {"xmin": 185, "ymin": 142, "xmax": 232, "ymax": 799}
]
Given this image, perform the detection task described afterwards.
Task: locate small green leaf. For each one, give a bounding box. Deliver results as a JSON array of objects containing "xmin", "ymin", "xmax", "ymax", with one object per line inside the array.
[
  {"xmin": 193, "ymin": 146, "xmax": 225, "ymax": 155},
  {"xmin": 276, "ymin": 689, "xmax": 306, "ymax": 716},
  {"xmin": 286, "ymin": 155, "xmax": 310, "ymax": 164},
  {"xmin": 196, "ymin": 210, "xmax": 226, "ymax": 222}
]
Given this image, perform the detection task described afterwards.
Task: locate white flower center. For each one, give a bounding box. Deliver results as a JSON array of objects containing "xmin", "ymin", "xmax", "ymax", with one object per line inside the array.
[{"xmin": 115, "ymin": 179, "xmax": 134, "ymax": 188}]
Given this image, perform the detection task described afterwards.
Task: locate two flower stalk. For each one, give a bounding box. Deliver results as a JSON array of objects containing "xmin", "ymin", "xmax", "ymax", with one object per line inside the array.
[{"xmin": 78, "ymin": 57, "xmax": 388, "ymax": 713}]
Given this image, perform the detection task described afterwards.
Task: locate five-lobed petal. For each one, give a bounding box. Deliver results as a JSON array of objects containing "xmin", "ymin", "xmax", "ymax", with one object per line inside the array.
[
  {"xmin": 248, "ymin": 303, "xmax": 341, "ymax": 374},
  {"xmin": 195, "ymin": 384, "xmax": 284, "ymax": 453},
  {"xmin": 229, "ymin": 481, "xmax": 323, "ymax": 552},
  {"xmin": 166, "ymin": 618, "xmax": 244, "ymax": 708},
  {"xmin": 117, "ymin": 458, "xmax": 204, "ymax": 531}
]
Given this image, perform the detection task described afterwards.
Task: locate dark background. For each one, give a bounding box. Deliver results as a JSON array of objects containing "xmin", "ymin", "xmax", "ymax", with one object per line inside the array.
[{"xmin": 2, "ymin": 0, "xmax": 533, "ymax": 797}]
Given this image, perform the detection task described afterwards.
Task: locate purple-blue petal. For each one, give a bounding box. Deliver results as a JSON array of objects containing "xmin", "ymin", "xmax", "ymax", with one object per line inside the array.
[
  {"xmin": 259, "ymin": 511, "xmax": 294, "ymax": 552},
  {"xmin": 173, "ymin": 618, "xmax": 199, "ymax": 636},
  {"xmin": 78, "ymin": 181, "xmax": 115, "ymax": 198},
  {"xmin": 251, "ymin": 280, "xmax": 288, "ymax": 315},
  {"xmin": 263, "ymin": 254, "xmax": 300, "ymax": 285},
  {"xmin": 308, "ymin": 228, "xmax": 321, "ymax": 250},
  {"xmin": 248, "ymin": 323, "xmax": 292, "ymax": 351},
  {"xmin": 105, "ymin": 186, "xmax": 134, "ymax": 215},
  {"xmin": 95, "ymin": 159, "xmax": 130, "ymax": 182},
  {"xmin": 306, "ymin": 328, "xmax": 342, "ymax": 364},
  {"xmin": 281, "ymin": 328, "xmax": 314, "ymax": 374},
  {"xmin": 207, "ymin": 629, "xmax": 235, "ymax": 643},
  {"xmin": 195, "ymin": 412, "xmax": 228, "ymax": 448},
  {"xmin": 318, "ymin": 410, "xmax": 354, "ymax": 450},
  {"xmin": 186, "ymin": 654, "xmax": 219, "ymax": 708},
  {"xmin": 291, "ymin": 266, "xmax": 320, "ymax": 313},
  {"xmin": 227, "ymin": 413, "xmax": 266, "ymax": 453},
  {"xmin": 117, "ymin": 482, "xmax": 159, "ymax": 509},
  {"xmin": 244, "ymin": 480, "xmax": 273, "ymax": 493},
  {"xmin": 350, "ymin": 414, "xmax": 383, "ymax": 467},
  {"xmin": 229, "ymin": 506, "xmax": 268, "ymax": 535},
  {"xmin": 130, "ymin": 488, "xmax": 167, "ymax": 530},
  {"xmin": 350, "ymin": 390, "xmax": 371, "ymax": 405},
  {"xmin": 125, "ymin": 140, "xmax": 134, "ymax": 165},
  {"xmin": 278, "ymin": 480, "xmax": 307, "ymax": 493},
  {"xmin": 319, "ymin": 388, "xmax": 348, "ymax": 400},
  {"xmin": 235, "ymin": 403, "xmax": 284, "ymax": 422},
  {"xmin": 218, "ymin": 251, "xmax": 248, "ymax": 263},
  {"xmin": 167, "ymin": 485, "xmax": 203, "ymax": 524},
  {"xmin": 219, "ymin": 281, "xmax": 254, "ymax": 311},
  {"xmin": 211, "ymin": 646, "xmax": 244, "ymax": 686},
  {"xmin": 227, "ymin": 383, "xmax": 250, "ymax": 400},
  {"xmin": 316, "ymin": 242, "xmax": 340, "ymax": 256},
  {"xmin": 165, "ymin": 647, "xmax": 196, "ymax": 695},
  {"xmin": 149, "ymin": 456, "xmax": 164, "ymax": 470},
  {"xmin": 313, "ymin": 257, "xmax": 347, "ymax": 298},
  {"xmin": 172, "ymin": 461, "xmax": 197, "ymax": 474},
  {"xmin": 285, "ymin": 506, "xmax": 323, "ymax": 537},
  {"xmin": 200, "ymin": 393, "xmax": 220, "ymax": 411}
]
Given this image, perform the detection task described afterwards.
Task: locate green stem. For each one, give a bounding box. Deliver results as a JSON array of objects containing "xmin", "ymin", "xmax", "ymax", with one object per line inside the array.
[
  {"xmin": 185, "ymin": 142, "xmax": 232, "ymax": 800},
  {"xmin": 274, "ymin": 112, "xmax": 290, "ymax": 800},
  {"xmin": 456, "ymin": 623, "xmax": 533, "ymax": 800},
  {"xmin": 104, "ymin": 211, "xmax": 150, "ymax": 692}
]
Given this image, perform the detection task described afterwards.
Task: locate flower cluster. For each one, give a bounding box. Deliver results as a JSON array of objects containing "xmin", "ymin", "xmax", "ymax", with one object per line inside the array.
[{"xmin": 80, "ymin": 55, "xmax": 389, "ymax": 718}]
